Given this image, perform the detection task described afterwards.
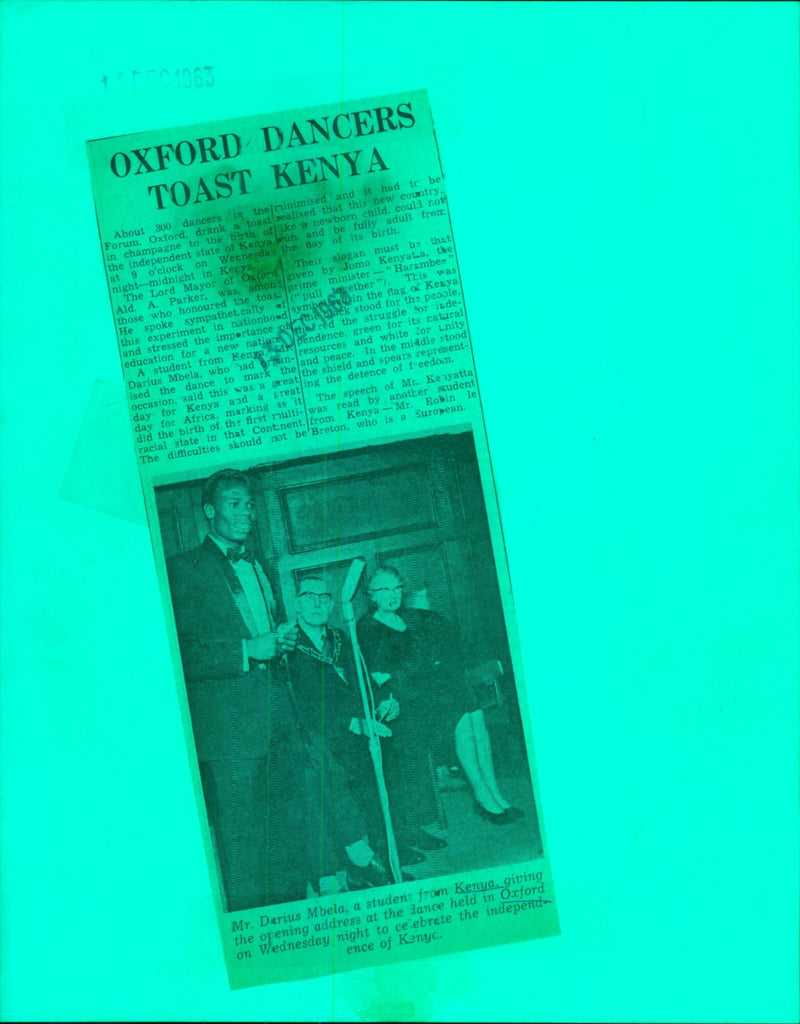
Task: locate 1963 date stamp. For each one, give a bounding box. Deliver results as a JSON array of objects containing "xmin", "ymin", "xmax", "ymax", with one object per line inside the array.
[{"xmin": 101, "ymin": 67, "xmax": 215, "ymax": 95}]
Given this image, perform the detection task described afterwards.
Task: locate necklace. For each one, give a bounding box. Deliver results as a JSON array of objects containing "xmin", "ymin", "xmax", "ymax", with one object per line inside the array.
[{"xmin": 295, "ymin": 630, "xmax": 348, "ymax": 682}]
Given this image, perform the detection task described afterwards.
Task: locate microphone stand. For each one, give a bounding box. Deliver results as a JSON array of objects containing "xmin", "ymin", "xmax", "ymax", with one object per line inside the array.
[{"xmin": 342, "ymin": 597, "xmax": 403, "ymax": 886}]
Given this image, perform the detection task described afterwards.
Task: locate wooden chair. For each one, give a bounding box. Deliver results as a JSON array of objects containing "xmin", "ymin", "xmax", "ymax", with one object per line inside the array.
[{"xmin": 465, "ymin": 659, "xmax": 505, "ymax": 710}]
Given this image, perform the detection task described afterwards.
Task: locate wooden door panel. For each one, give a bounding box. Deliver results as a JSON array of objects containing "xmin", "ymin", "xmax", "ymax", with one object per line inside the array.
[
  {"xmin": 279, "ymin": 463, "xmax": 437, "ymax": 553},
  {"xmin": 157, "ymin": 506, "xmax": 185, "ymax": 559}
]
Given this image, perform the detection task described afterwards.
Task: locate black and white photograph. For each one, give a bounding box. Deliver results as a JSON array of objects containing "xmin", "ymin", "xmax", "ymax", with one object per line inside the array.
[{"xmin": 156, "ymin": 429, "xmax": 542, "ymax": 913}]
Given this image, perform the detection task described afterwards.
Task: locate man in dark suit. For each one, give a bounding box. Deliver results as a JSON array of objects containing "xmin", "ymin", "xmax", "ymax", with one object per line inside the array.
[
  {"xmin": 166, "ymin": 468, "xmax": 303, "ymax": 912},
  {"xmin": 284, "ymin": 574, "xmax": 402, "ymax": 891}
]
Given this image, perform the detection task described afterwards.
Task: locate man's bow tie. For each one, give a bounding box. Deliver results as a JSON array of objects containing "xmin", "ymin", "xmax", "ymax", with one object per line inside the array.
[{"xmin": 227, "ymin": 547, "xmax": 254, "ymax": 564}]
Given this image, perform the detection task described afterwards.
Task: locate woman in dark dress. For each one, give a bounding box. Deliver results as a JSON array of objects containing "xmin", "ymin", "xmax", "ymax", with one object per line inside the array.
[{"xmin": 357, "ymin": 566, "xmax": 522, "ymax": 853}]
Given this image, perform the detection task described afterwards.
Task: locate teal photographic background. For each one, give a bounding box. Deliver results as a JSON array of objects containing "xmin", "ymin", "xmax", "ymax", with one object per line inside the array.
[{"xmin": 1, "ymin": 2, "xmax": 797, "ymax": 1020}]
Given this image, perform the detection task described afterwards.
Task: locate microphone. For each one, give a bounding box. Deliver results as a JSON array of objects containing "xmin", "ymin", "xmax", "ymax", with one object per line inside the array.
[
  {"xmin": 341, "ymin": 557, "xmax": 366, "ymax": 623},
  {"xmin": 341, "ymin": 557, "xmax": 366, "ymax": 604}
]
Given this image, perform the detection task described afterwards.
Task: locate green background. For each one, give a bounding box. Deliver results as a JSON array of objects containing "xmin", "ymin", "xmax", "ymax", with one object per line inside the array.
[{"xmin": 1, "ymin": 2, "xmax": 797, "ymax": 1021}]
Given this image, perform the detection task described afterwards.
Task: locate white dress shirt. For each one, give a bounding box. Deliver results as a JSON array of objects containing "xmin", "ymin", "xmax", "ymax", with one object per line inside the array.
[{"xmin": 208, "ymin": 534, "xmax": 274, "ymax": 670}]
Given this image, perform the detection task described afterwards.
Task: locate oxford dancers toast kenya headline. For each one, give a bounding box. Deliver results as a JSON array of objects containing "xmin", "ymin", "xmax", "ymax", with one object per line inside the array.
[{"xmin": 87, "ymin": 89, "xmax": 559, "ymax": 989}]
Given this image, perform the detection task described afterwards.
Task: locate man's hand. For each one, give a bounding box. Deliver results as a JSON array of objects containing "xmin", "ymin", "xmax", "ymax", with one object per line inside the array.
[
  {"xmin": 246, "ymin": 633, "xmax": 279, "ymax": 661},
  {"xmin": 349, "ymin": 717, "xmax": 392, "ymax": 738},
  {"xmin": 277, "ymin": 621, "xmax": 299, "ymax": 652},
  {"xmin": 246, "ymin": 623, "xmax": 299, "ymax": 662}
]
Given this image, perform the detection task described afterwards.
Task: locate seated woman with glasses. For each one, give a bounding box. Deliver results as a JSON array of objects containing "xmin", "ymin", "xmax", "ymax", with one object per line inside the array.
[{"xmin": 357, "ymin": 566, "xmax": 523, "ymax": 855}]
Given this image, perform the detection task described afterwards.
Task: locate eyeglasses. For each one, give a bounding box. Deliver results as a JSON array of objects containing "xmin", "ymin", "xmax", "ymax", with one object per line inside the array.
[
  {"xmin": 298, "ymin": 592, "xmax": 332, "ymax": 605},
  {"xmin": 371, "ymin": 585, "xmax": 403, "ymax": 595}
]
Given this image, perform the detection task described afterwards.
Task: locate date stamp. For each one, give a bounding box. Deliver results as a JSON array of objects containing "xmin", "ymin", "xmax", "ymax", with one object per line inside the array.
[
  {"xmin": 101, "ymin": 67, "xmax": 215, "ymax": 95},
  {"xmin": 254, "ymin": 287, "xmax": 353, "ymax": 373}
]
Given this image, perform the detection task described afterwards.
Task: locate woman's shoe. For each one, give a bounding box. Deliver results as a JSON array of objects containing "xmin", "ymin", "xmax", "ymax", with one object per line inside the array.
[
  {"xmin": 473, "ymin": 799, "xmax": 525, "ymax": 825},
  {"xmin": 397, "ymin": 844, "xmax": 427, "ymax": 865},
  {"xmin": 410, "ymin": 828, "xmax": 448, "ymax": 851}
]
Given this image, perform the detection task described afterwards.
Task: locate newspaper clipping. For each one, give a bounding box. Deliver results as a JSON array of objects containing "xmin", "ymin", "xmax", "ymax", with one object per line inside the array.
[{"xmin": 87, "ymin": 90, "xmax": 559, "ymax": 989}]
